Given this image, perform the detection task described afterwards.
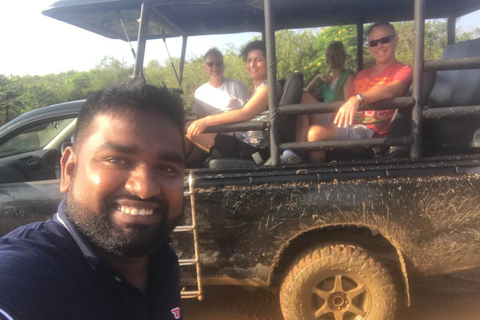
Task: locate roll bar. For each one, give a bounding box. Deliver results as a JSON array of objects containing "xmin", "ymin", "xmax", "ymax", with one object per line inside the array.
[{"xmin": 128, "ymin": 0, "xmax": 479, "ymax": 164}]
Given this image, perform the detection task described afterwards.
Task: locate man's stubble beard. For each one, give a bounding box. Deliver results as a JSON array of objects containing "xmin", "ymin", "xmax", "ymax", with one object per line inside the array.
[{"xmin": 65, "ymin": 183, "xmax": 183, "ymax": 258}]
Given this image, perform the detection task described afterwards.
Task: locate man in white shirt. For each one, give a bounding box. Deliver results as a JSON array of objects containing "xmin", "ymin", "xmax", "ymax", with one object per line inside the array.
[
  {"xmin": 193, "ymin": 48, "xmax": 249, "ymax": 118},
  {"xmin": 186, "ymin": 48, "xmax": 249, "ymax": 167}
]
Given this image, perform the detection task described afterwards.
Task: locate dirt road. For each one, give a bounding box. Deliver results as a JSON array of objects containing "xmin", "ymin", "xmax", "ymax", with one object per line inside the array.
[{"xmin": 182, "ymin": 268, "xmax": 480, "ymax": 320}]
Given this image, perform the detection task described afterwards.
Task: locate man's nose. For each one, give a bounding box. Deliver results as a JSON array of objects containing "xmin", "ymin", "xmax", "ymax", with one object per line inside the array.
[{"xmin": 125, "ymin": 165, "xmax": 161, "ymax": 199}]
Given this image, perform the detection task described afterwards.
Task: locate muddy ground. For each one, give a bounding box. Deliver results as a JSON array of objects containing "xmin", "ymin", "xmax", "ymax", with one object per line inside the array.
[{"xmin": 182, "ymin": 268, "xmax": 480, "ymax": 319}]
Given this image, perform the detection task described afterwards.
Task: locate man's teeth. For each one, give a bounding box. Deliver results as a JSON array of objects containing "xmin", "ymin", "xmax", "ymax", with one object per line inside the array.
[{"xmin": 119, "ymin": 206, "xmax": 154, "ymax": 216}]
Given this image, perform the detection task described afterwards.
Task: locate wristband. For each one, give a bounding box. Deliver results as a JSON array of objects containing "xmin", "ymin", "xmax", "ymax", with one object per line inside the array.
[{"xmin": 355, "ymin": 93, "xmax": 365, "ymax": 105}]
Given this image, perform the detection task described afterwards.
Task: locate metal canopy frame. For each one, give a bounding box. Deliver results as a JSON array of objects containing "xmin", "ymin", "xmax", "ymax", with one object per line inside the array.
[
  {"xmin": 43, "ymin": 0, "xmax": 480, "ymax": 163},
  {"xmin": 43, "ymin": 1, "xmax": 480, "ymax": 41}
]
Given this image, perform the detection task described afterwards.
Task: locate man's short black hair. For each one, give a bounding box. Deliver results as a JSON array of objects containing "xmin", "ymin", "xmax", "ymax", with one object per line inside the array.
[
  {"xmin": 74, "ymin": 79, "xmax": 184, "ymax": 149},
  {"xmin": 241, "ymin": 40, "xmax": 266, "ymax": 61},
  {"xmin": 367, "ymin": 21, "xmax": 397, "ymax": 39},
  {"xmin": 204, "ymin": 48, "xmax": 223, "ymax": 61}
]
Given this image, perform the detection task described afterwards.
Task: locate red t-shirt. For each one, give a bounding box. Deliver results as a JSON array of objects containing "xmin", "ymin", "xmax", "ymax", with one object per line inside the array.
[{"xmin": 349, "ymin": 62, "xmax": 412, "ymax": 137}]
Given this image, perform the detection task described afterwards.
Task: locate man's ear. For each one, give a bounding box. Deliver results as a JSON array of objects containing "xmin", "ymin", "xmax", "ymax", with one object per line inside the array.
[
  {"xmin": 393, "ymin": 35, "xmax": 399, "ymax": 48},
  {"xmin": 60, "ymin": 146, "xmax": 77, "ymax": 193}
]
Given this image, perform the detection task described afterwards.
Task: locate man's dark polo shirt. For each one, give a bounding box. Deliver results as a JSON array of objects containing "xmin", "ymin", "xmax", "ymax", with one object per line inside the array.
[{"xmin": 0, "ymin": 200, "xmax": 183, "ymax": 320}]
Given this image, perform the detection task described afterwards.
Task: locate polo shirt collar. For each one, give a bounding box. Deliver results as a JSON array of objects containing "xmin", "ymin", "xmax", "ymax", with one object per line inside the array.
[{"xmin": 54, "ymin": 198, "xmax": 102, "ymax": 269}]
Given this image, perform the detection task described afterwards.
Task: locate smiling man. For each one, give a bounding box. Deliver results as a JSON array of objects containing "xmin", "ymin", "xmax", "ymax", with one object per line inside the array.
[
  {"xmin": 307, "ymin": 21, "xmax": 413, "ymax": 162},
  {"xmin": 0, "ymin": 80, "xmax": 185, "ymax": 320},
  {"xmin": 185, "ymin": 48, "xmax": 249, "ymax": 167},
  {"xmin": 193, "ymin": 48, "xmax": 249, "ymax": 118}
]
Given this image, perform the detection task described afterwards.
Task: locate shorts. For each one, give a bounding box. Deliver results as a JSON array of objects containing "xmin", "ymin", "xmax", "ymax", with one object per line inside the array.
[
  {"xmin": 335, "ymin": 124, "xmax": 375, "ymax": 140},
  {"xmin": 316, "ymin": 113, "xmax": 335, "ymax": 126},
  {"xmin": 211, "ymin": 134, "xmax": 269, "ymax": 160}
]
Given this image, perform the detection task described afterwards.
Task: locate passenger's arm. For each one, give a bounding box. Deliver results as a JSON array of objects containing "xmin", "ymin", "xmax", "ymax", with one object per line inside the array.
[
  {"xmin": 187, "ymin": 85, "xmax": 268, "ymax": 138},
  {"xmin": 305, "ymin": 73, "xmax": 331, "ymax": 94},
  {"xmin": 334, "ymin": 78, "xmax": 411, "ymax": 128}
]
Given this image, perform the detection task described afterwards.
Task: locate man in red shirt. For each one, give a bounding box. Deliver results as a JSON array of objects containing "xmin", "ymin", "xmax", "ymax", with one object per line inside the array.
[{"xmin": 308, "ymin": 22, "xmax": 413, "ymax": 162}]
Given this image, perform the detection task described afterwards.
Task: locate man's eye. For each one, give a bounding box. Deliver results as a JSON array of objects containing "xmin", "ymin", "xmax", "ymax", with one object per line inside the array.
[
  {"xmin": 106, "ymin": 158, "xmax": 128, "ymax": 166},
  {"xmin": 158, "ymin": 166, "xmax": 175, "ymax": 173}
]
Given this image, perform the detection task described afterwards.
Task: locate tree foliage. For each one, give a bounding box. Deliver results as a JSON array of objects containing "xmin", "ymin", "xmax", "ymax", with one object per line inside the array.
[
  {"xmin": 275, "ymin": 30, "xmax": 318, "ymax": 80},
  {"xmin": 2, "ymin": 19, "xmax": 478, "ymax": 123},
  {"xmin": 394, "ymin": 20, "xmax": 479, "ymax": 66},
  {"xmin": 0, "ymin": 75, "xmax": 22, "ymax": 125}
]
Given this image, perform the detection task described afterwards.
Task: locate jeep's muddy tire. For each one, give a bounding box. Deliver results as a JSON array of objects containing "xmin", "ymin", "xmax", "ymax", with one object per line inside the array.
[{"xmin": 280, "ymin": 244, "xmax": 397, "ymax": 320}]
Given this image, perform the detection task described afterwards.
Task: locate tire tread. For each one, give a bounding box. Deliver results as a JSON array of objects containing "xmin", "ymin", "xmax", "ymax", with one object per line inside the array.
[{"xmin": 279, "ymin": 244, "xmax": 397, "ymax": 320}]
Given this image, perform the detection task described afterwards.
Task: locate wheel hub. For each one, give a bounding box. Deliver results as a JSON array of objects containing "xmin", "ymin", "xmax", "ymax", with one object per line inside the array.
[{"xmin": 328, "ymin": 292, "xmax": 349, "ymax": 310}]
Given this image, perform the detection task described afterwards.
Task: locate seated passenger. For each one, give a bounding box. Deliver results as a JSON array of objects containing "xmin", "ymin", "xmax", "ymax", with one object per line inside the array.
[
  {"xmin": 187, "ymin": 41, "xmax": 271, "ymax": 162},
  {"xmin": 307, "ymin": 22, "xmax": 413, "ymax": 162},
  {"xmin": 295, "ymin": 41, "xmax": 355, "ymax": 144},
  {"xmin": 185, "ymin": 48, "xmax": 249, "ymax": 166},
  {"xmin": 305, "ymin": 41, "xmax": 355, "ymax": 104},
  {"xmin": 194, "ymin": 48, "xmax": 249, "ymax": 118}
]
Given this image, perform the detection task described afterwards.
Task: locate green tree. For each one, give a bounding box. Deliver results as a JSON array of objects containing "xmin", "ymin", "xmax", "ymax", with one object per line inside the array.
[
  {"xmin": 65, "ymin": 71, "xmax": 94, "ymax": 100},
  {"xmin": 145, "ymin": 56, "xmax": 205, "ymax": 115},
  {"xmin": 223, "ymin": 45, "xmax": 252, "ymax": 91},
  {"xmin": 88, "ymin": 56, "xmax": 133, "ymax": 91},
  {"xmin": 395, "ymin": 20, "xmax": 480, "ymax": 67},
  {"xmin": 16, "ymin": 73, "xmax": 70, "ymax": 112},
  {"xmin": 274, "ymin": 30, "xmax": 318, "ymax": 80},
  {"xmin": 0, "ymin": 75, "xmax": 22, "ymax": 125}
]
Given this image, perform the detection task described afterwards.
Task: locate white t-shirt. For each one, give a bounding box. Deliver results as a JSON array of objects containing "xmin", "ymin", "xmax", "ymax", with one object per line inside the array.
[{"xmin": 193, "ymin": 78, "xmax": 249, "ymax": 117}]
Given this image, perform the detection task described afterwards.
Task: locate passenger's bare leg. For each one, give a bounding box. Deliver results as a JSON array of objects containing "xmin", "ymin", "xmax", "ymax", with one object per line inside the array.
[
  {"xmin": 186, "ymin": 148, "xmax": 209, "ymax": 168},
  {"xmin": 185, "ymin": 133, "xmax": 217, "ymax": 168},
  {"xmin": 307, "ymin": 125, "xmax": 336, "ymax": 162},
  {"xmin": 295, "ymin": 91, "xmax": 325, "ymax": 143},
  {"xmin": 295, "ymin": 115, "xmax": 310, "ymax": 142},
  {"xmin": 189, "ymin": 133, "xmax": 216, "ymax": 153},
  {"xmin": 299, "ymin": 90, "xmax": 335, "ymax": 135},
  {"xmin": 301, "ymin": 90, "xmax": 318, "ymax": 104}
]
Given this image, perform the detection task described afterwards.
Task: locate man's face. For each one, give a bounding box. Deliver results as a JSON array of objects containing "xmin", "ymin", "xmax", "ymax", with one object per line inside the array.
[
  {"xmin": 367, "ymin": 26, "xmax": 398, "ymax": 65},
  {"xmin": 204, "ymin": 53, "xmax": 224, "ymax": 78},
  {"xmin": 60, "ymin": 109, "xmax": 185, "ymax": 257}
]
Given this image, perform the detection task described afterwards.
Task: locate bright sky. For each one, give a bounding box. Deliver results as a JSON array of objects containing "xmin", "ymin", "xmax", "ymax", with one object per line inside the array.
[{"xmin": 1, "ymin": 0, "xmax": 479, "ymax": 77}]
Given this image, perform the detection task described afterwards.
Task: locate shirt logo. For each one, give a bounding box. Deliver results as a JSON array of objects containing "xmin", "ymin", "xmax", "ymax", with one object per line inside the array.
[{"xmin": 171, "ymin": 307, "xmax": 181, "ymax": 319}]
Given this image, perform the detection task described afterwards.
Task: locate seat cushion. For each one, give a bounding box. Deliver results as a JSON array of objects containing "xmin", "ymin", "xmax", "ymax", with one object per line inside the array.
[
  {"xmin": 276, "ymin": 73, "xmax": 304, "ymax": 144},
  {"xmin": 206, "ymin": 158, "xmax": 256, "ymax": 169},
  {"xmin": 424, "ymin": 38, "xmax": 480, "ymax": 150},
  {"xmin": 429, "ymin": 38, "xmax": 480, "ymax": 107}
]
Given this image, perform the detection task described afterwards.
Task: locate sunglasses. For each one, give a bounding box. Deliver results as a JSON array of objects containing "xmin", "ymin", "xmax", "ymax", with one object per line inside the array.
[
  {"xmin": 368, "ymin": 35, "xmax": 394, "ymax": 47},
  {"xmin": 206, "ymin": 61, "xmax": 223, "ymax": 68}
]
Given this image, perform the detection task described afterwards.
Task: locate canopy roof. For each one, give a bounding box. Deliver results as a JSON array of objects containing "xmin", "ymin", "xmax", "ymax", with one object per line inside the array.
[{"xmin": 43, "ymin": 0, "xmax": 480, "ymax": 41}]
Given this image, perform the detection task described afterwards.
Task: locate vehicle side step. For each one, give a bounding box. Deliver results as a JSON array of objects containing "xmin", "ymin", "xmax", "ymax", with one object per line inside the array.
[
  {"xmin": 174, "ymin": 226, "xmax": 194, "ymax": 232},
  {"xmin": 179, "ymin": 259, "xmax": 197, "ymax": 266},
  {"xmin": 174, "ymin": 171, "xmax": 203, "ymax": 300},
  {"xmin": 180, "ymin": 291, "xmax": 202, "ymax": 299}
]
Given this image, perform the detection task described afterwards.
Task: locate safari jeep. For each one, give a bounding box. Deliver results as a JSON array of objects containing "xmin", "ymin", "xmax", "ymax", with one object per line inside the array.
[{"xmin": 1, "ymin": 1, "xmax": 479, "ymax": 319}]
